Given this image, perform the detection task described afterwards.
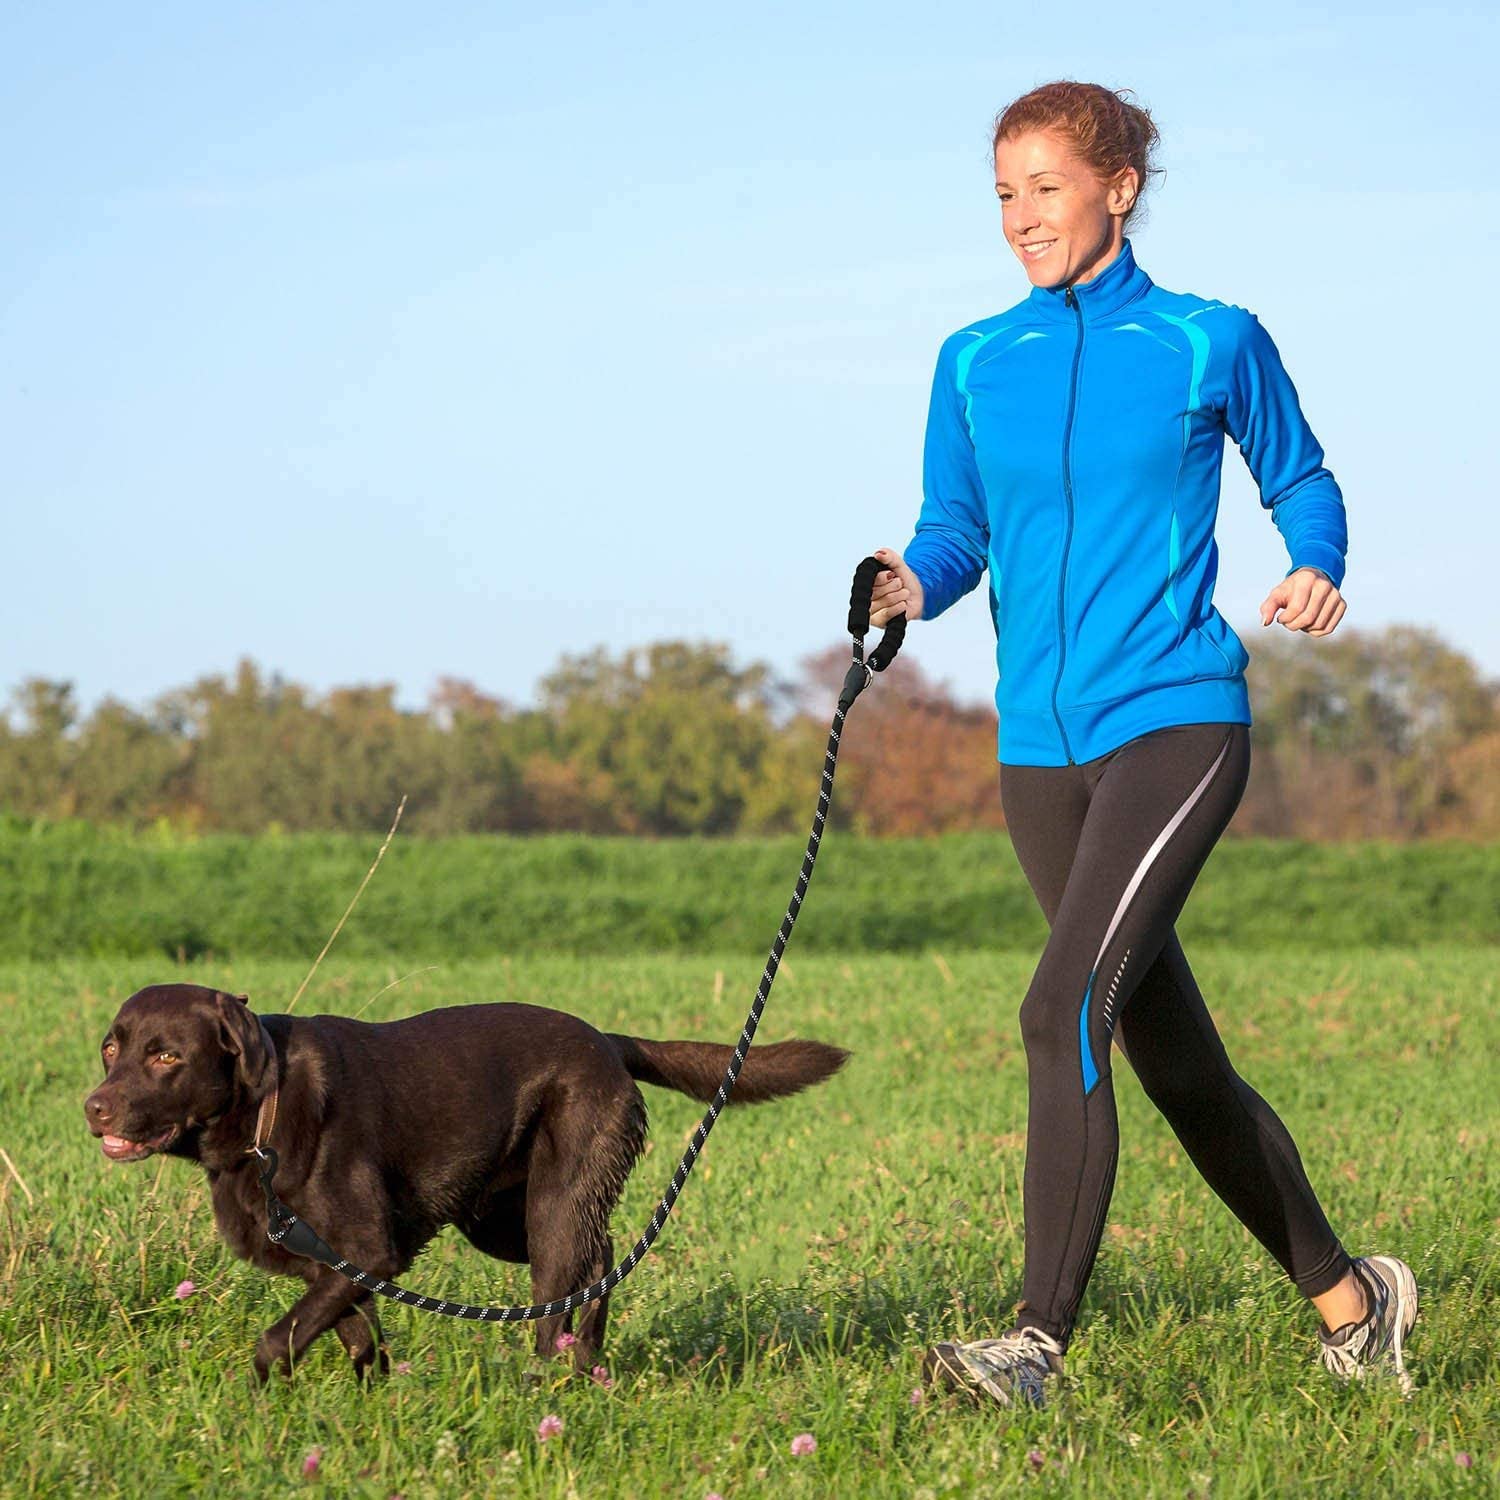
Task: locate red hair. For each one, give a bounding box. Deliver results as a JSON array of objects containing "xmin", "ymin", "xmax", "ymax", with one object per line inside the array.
[{"xmin": 993, "ymin": 81, "xmax": 1162, "ymax": 229}]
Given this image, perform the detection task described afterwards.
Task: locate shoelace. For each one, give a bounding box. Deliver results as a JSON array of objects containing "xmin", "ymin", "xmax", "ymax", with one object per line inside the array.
[
  {"xmin": 966, "ymin": 1332, "xmax": 1062, "ymax": 1368},
  {"xmin": 959, "ymin": 1326, "xmax": 1065, "ymax": 1371}
]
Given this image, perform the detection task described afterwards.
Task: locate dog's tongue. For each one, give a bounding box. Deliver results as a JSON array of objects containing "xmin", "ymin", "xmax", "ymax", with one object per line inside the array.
[{"xmin": 101, "ymin": 1133, "xmax": 158, "ymax": 1161}]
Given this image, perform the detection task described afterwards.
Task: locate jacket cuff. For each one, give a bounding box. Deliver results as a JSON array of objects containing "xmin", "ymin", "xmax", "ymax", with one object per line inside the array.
[
  {"xmin": 902, "ymin": 550, "xmax": 953, "ymax": 622},
  {"xmin": 1283, "ymin": 544, "xmax": 1344, "ymax": 589}
]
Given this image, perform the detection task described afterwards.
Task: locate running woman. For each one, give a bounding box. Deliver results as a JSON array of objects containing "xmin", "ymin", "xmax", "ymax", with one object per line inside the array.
[{"xmin": 869, "ymin": 80, "xmax": 1417, "ymax": 1409}]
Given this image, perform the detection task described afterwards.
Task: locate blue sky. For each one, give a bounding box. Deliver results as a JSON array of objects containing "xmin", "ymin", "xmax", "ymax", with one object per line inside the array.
[{"xmin": 3, "ymin": 1, "xmax": 1495, "ymax": 716}]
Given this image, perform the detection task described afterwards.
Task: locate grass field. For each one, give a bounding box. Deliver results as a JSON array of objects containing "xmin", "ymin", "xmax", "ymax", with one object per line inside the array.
[
  {"xmin": 1, "ymin": 948, "xmax": 1496, "ymax": 1498},
  {"xmin": 3, "ymin": 822, "xmax": 1496, "ymax": 958}
]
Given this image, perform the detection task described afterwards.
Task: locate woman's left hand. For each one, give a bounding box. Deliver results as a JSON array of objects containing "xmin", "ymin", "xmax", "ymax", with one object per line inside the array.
[{"xmin": 1259, "ymin": 568, "xmax": 1346, "ymax": 637}]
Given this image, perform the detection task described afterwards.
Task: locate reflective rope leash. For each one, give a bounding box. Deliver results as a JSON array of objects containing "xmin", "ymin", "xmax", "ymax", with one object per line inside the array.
[{"xmin": 254, "ymin": 557, "xmax": 907, "ymax": 1322}]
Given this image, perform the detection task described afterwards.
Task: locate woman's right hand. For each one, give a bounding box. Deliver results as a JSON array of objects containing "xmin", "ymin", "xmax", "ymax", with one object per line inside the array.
[{"xmin": 870, "ymin": 547, "xmax": 924, "ymax": 626}]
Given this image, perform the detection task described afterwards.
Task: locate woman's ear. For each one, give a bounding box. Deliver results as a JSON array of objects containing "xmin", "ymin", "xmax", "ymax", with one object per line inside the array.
[
  {"xmin": 1109, "ymin": 166, "xmax": 1140, "ymax": 216},
  {"xmin": 214, "ymin": 991, "xmax": 272, "ymax": 1095}
]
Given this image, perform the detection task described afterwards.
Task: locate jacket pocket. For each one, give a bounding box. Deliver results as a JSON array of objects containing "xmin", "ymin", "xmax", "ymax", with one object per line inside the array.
[{"xmin": 1175, "ymin": 610, "xmax": 1249, "ymax": 679}]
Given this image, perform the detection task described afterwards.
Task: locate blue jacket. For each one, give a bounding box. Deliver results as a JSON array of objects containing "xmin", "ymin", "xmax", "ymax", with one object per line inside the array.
[{"xmin": 902, "ymin": 238, "xmax": 1347, "ymax": 766}]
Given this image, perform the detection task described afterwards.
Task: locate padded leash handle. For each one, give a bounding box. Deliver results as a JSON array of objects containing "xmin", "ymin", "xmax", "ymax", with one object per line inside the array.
[
  {"xmin": 847, "ymin": 555, "xmax": 908, "ymax": 669},
  {"xmin": 840, "ymin": 555, "xmax": 907, "ymax": 711}
]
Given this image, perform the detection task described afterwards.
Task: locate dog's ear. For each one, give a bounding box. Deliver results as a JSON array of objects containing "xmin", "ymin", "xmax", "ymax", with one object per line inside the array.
[{"xmin": 214, "ymin": 991, "xmax": 272, "ymax": 1095}]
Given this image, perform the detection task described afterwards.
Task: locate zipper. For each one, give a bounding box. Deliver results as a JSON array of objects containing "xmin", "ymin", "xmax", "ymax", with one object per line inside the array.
[{"xmin": 1051, "ymin": 285, "xmax": 1084, "ymax": 766}]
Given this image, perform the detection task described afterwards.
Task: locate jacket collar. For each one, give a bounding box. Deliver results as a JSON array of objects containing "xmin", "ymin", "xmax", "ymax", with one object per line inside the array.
[{"xmin": 1026, "ymin": 236, "xmax": 1152, "ymax": 323}]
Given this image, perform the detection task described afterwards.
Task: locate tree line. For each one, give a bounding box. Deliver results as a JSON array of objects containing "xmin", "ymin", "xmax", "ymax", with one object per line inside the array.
[{"xmin": 2, "ymin": 623, "xmax": 1495, "ymax": 839}]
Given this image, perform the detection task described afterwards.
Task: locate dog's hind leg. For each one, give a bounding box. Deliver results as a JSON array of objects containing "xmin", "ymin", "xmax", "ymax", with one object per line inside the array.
[
  {"xmin": 573, "ymin": 1234, "xmax": 615, "ymax": 1364},
  {"xmin": 332, "ymin": 1292, "xmax": 389, "ymax": 1382},
  {"xmin": 525, "ymin": 1202, "xmax": 614, "ymax": 1370},
  {"xmin": 525, "ymin": 1093, "xmax": 643, "ymax": 1370}
]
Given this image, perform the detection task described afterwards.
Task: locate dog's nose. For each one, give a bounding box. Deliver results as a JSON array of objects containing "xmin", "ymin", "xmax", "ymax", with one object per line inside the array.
[{"xmin": 85, "ymin": 1089, "xmax": 115, "ymax": 1126}]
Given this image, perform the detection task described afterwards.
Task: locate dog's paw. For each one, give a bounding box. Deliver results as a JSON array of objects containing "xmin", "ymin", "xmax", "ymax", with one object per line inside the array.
[
  {"xmin": 350, "ymin": 1342, "xmax": 391, "ymax": 1384},
  {"xmin": 253, "ymin": 1330, "xmax": 298, "ymax": 1384}
]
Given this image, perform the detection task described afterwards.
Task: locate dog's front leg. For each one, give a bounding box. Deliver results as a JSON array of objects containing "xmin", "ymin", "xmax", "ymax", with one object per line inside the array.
[
  {"xmin": 333, "ymin": 1292, "xmax": 389, "ymax": 1383},
  {"xmin": 254, "ymin": 1268, "xmax": 382, "ymax": 1384}
]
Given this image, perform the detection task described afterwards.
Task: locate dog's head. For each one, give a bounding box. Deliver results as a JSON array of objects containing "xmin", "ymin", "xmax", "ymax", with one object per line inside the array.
[{"xmin": 83, "ymin": 984, "xmax": 273, "ymax": 1162}]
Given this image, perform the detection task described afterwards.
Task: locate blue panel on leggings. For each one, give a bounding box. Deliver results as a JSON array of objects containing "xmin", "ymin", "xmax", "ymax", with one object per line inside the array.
[{"xmin": 1079, "ymin": 970, "xmax": 1099, "ymax": 1094}]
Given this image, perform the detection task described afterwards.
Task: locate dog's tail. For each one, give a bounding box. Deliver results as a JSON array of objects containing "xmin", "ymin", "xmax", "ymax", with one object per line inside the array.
[{"xmin": 607, "ymin": 1034, "xmax": 849, "ymax": 1104}]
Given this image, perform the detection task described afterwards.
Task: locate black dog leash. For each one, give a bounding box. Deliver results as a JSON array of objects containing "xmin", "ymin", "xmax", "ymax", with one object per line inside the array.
[{"xmin": 254, "ymin": 557, "xmax": 906, "ymax": 1322}]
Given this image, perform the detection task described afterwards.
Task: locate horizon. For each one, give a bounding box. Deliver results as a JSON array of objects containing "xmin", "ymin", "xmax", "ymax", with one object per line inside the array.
[{"xmin": 3, "ymin": 605, "xmax": 1491, "ymax": 725}]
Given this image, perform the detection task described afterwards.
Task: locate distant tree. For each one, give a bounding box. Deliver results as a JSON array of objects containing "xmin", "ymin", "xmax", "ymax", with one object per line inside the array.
[
  {"xmin": 181, "ymin": 662, "xmax": 316, "ymax": 830},
  {"xmin": 793, "ymin": 645, "xmax": 1005, "ymax": 835},
  {"xmin": 0, "ymin": 679, "xmax": 80, "ymax": 816},
  {"xmin": 1248, "ymin": 624, "xmax": 1494, "ymax": 756},
  {"xmin": 419, "ymin": 677, "xmax": 543, "ymax": 834},
  {"xmin": 539, "ymin": 642, "xmax": 797, "ymax": 835},
  {"xmin": 9, "ymin": 679, "xmax": 77, "ymax": 738},
  {"xmin": 1243, "ymin": 625, "xmax": 1498, "ymax": 835},
  {"xmin": 516, "ymin": 753, "xmax": 625, "ymax": 833},
  {"xmin": 71, "ymin": 698, "xmax": 184, "ymax": 824},
  {"xmin": 0, "ymin": 622, "xmax": 1494, "ymax": 838},
  {"xmin": 1430, "ymin": 729, "xmax": 1500, "ymax": 838}
]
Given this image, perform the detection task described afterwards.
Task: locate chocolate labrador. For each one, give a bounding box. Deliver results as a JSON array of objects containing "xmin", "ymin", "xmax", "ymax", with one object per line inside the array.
[{"xmin": 84, "ymin": 983, "xmax": 847, "ymax": 1383}]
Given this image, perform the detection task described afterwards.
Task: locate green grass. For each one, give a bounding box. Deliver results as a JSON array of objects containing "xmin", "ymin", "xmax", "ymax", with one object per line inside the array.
[
  {"xmin": 0, "ymin": 949, "xmax": 1495, "ymax": 1498},
  {"xmin": 2, "ymin": 821, "xmax": 1497, "ymax": 957}
]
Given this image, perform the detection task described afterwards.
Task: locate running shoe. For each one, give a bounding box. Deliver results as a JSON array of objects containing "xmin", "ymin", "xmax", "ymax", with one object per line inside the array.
[
  {"xmin": 922, "ymin": 1326, "xmax": 1065, "ymax": 1408},
  {"xmin": 1318, "ymin": 1254, "xmax": 1418, "ymax": 1395}
]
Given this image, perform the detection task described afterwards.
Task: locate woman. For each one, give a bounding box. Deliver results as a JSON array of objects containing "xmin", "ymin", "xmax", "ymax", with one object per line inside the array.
[{"xmin": 869, "ymin": 80, "xmax": 1417, "ymax": 1409}]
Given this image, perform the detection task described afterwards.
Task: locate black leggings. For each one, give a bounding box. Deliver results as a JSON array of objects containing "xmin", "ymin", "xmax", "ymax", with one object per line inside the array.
[{"xmin": 1000, "ymin": 720, "xmax": 1351, "ymax": 1349}]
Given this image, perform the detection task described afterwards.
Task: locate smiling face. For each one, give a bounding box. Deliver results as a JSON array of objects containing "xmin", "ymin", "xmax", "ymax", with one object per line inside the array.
[
  {"xmin": 993, "ymin": 128, "xmax": 1139, "ymax": 290},
  {"xmin": 83, "ymin": 985, "xmax": 264, "ymax": 1162}
]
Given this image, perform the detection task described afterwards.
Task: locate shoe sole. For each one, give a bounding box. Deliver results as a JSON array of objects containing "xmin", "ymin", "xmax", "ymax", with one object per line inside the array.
[{"xmin": 1364, "ymin": 1254, "xmax": 1418, "ymax": 1396}]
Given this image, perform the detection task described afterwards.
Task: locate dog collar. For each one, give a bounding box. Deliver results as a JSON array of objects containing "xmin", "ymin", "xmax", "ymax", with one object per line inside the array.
[{"xmin": 246, "ymin": 1019, "xmax": 280, "ymax": 1157}]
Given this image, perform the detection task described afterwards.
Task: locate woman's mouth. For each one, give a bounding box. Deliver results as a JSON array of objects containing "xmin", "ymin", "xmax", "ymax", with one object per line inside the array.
[
  {"xmin": 1019, "ymin": 239, "xmax": 1058, "ymax": 260},
  {"xmin": 99, "ymin": 1125, "xmax": 180, "ymax": 1161}
]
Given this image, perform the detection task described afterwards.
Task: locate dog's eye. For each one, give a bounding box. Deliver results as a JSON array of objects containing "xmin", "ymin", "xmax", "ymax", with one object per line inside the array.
[
  {"xmin": 102, "ymin": 1041, "xmax": 117, "ymax": 1060},
  {"xmin": 155, "ymin": 1051, "xmax": 180, "ymax": 1065}
]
